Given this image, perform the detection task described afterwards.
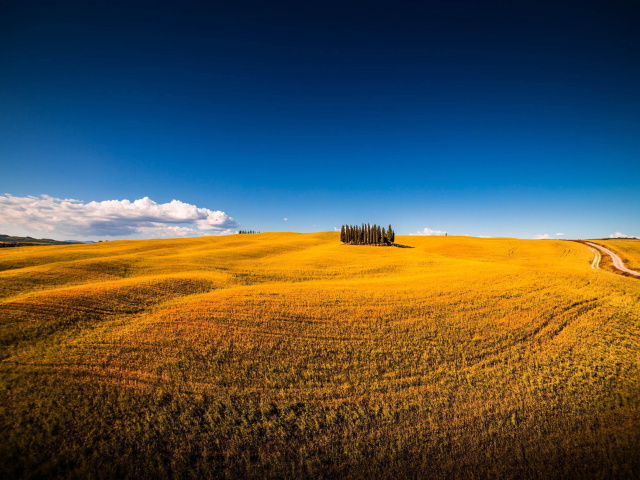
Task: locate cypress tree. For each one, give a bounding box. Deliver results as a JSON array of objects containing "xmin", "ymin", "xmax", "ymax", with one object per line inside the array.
[{"xmin": 339, "ymin": 223, "xmax": 395, "ymax": 246}]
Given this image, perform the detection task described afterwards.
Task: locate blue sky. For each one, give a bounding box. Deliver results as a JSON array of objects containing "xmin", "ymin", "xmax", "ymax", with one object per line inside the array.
[{"xmin": 1, "ymin": 1, "xmax": 639, "ymax": 240}]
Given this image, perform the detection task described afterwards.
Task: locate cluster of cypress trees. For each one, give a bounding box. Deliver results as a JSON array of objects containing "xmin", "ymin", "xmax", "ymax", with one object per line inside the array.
[
  {"xmin": 340, "ymin": 224, "xmax": 395, "ymax": 246},
  {"xmin": 238, "ymin": 230, "xmax": 259, "ymax": 234}
]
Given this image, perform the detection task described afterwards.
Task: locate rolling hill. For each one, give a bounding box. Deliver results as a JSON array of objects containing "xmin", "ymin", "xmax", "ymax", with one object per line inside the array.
[
  {"xmin": 0, "ymin": 234, "xmax": 90, "ymax": 246},
  {"xmin": 1, "ymin": 233, "xmax": 639, "ymax": 479}
]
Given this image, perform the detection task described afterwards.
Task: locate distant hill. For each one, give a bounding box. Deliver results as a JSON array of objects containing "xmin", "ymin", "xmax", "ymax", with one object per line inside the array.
[{"xmin": 0, "ymin": 234, "xmax": 92, "ymax": 246}]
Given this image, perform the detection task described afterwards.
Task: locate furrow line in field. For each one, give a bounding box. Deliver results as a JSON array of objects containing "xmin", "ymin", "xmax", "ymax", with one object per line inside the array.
[{"xmin": 461, "ymin": 298, "xmax": 599, "ymax": 370}]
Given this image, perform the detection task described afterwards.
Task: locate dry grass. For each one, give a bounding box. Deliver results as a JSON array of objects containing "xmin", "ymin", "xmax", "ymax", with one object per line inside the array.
[{"xmin": 1, "ymin": 233, "xmax": 639, "ymax": 479}]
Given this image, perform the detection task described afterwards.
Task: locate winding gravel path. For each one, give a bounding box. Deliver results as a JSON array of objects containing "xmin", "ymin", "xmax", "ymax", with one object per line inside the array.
[{"xmin": 584, "ymin": 241, "xmax": 640, "ymax": 277}]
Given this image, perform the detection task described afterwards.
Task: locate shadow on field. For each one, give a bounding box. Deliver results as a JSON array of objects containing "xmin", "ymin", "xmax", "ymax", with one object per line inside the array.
[{"xmin": 393, "ymin": 244, "xmax": 414, "ymax": 248}]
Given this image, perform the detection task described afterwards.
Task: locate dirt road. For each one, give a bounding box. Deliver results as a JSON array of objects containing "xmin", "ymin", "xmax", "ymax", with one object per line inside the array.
[
  {"xmin": 587, "ymin": 244, "xmax": 601, "ymax": 269},
  {"xmin": 584, "ymin": 241, "xmax": 640, "ymax": 277}
]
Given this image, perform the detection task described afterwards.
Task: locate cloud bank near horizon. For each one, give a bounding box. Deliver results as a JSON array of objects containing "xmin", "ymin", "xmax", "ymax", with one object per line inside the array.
[
  {"xmin": 610, "ymin": 232, "xmax": 639, "ymax": 239},
  {"xmin": 411, "ymin": 227, "xmax": 448, "ymax": 236},
  {"xmin": 0, "ymin": 194, "xmax": 238, "ymax": 238}
]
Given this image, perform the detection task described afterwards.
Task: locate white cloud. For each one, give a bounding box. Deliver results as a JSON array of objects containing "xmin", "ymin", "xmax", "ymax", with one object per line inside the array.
[
  {"xmin": 411, "ymin": 227, "xmax": 447, "ymax": 236},
  {"xmin": 283, "ymin": 217, "xmax": 288, "ymax": 221},
  {"xmin": 535, "ymin": 234, "xmax": 551, "ymax": 239},
  {"xmin": 555, "ymin": 233, "xmax": 565, "ymax": 236},
  {"xmin": 609, "ymin": 232, "xmax": 639, "ymax": 239},
  {"xmin": 0, "ymin": 194, "xmax": 238, "ymax": 239}
]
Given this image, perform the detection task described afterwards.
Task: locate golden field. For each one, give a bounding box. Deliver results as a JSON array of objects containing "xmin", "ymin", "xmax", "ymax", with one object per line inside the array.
[{"xmin": 1, "ymin": 233, "xmax": 639, "ymax": 479}]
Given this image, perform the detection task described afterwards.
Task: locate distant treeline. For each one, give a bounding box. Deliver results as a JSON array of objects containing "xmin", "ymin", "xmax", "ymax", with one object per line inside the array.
[
  {"xmin": 238, "ymin": 230, "xmax": 260, "ymax": 234},
  {"xmin": 0, "ymin": 242, "xmax": 33, "ymax": 248},
  {"xmin": 341, "ymin": 224, "xmax": 395, "ymax": 245}
]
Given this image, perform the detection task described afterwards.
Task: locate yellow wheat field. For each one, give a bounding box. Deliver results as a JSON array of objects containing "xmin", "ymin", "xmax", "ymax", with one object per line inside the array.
[{"xmin": 1, "ymin": 233, "xmax": 639, "ymax": 479}]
